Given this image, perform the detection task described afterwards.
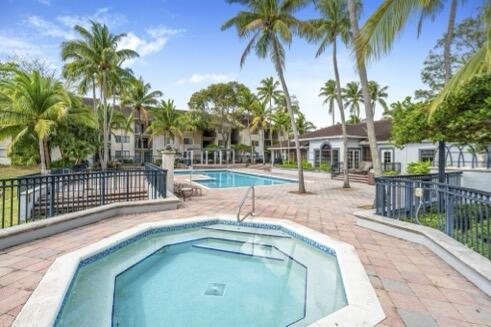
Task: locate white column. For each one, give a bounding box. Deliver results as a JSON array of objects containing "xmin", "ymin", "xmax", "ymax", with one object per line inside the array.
[
  {"xmin": 205, "ymin": 151, "xmax": 209, "ymax": 164},
  {"xmin": 190, "ymin": 150, "xmax": 194, "ymax": 166},
  {"xmin": 232, "ymin": 150, "xmax": 235, "ymax": 165},
  {"xmin": 162, "ymin": 149, "xmax": 176, "ymax": 193},
  {"xmin": 219, "ymin": 150, "xmax": 223, "ymax": 165},
  {"xmin": 201, "ymin": 151, "xmax": 204, "ymax": 164}
]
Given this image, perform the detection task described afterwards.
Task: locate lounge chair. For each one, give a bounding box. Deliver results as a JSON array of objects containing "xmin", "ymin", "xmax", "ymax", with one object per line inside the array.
[
  {"xmin": 352, "ymin": 161, "xmax": 373, "ymax": 175},
  {"xmin": 174, "ymin": 182, "xmax": 203, "ymax": 200}
]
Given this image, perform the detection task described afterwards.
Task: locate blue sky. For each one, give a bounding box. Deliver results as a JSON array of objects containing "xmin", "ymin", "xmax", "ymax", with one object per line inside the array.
[{"xmin": 0, "ymin": 0, "xmax": 482, "ymax": 128}]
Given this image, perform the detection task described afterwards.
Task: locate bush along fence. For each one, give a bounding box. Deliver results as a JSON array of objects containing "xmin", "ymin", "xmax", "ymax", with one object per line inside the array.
[
  {"xmin": 375, "ymin": 171, "xmax": 491, "ymax": 259},
  {"xmin": 0, "ymin": 164, "xmax": 167, "ymax": 229}
]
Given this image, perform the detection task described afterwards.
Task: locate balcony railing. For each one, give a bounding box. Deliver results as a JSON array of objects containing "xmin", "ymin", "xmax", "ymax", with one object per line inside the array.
[{"xmin": 0, "ymin": 166, "xmax": 166, "ymax": 229}]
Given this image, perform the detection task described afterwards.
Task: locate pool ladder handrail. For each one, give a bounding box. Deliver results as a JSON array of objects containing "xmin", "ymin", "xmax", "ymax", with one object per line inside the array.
[{"xmin": 236, "ymin": 186, "xmax": 255, "ymax": 222}]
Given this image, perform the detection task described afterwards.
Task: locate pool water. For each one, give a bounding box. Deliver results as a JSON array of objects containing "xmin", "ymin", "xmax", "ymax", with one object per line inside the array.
[
  {"xmin": 175, "ymin": 170, "xmax": 295, "ymax": 188},
  {"xmin": 55, "ymin": 224, "xmax": 347, "ymax": 327}
]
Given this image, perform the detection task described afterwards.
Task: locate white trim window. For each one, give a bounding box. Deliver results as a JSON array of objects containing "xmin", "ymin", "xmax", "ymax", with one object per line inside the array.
[
  {"xmin": 420, "ymin": 149, "xmax": 436, "ymax": 164},
  {"xmin": 381, "ymin": 149, "xmax": 393, "ymax": 164},
  {"xmin": 115, "ymin": 135, "xmax": 130, "ymax": 143}
]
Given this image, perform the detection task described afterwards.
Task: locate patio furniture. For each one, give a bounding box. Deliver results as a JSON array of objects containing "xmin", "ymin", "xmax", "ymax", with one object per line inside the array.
[
  {"xmin": 352, "ymin": 161, "xmax": 372, "ymax": 175},
  {"xmin": 174, "ymin": 182, "xmax": 202, "ymax": 200}
]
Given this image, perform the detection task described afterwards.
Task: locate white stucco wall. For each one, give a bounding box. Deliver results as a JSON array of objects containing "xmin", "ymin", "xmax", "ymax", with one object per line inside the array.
[
  {"xmin": 111, "ymin": 129, "xmax": 135, "ymax": 158},
  {"xmin": 0, "ymin": 139, "xmax": 10, "ymax": 165},
  {"xmin": 307, "ymin": 137, "xmax": 363, "ymax": 166}
]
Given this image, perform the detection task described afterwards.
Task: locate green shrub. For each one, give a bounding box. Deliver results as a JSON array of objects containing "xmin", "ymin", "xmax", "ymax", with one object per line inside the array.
[
  {"xmin": 406, "ymin": 161, "xmax": 431, "ymax": 174},
  {"xmin": 50, "ymin": 159, "xmax": 75, "ymax": 169},
  {"xmin": 320, "ymin": 163, "xmax": 331, "ymax": 172},
  {"xmin": 301, "ymin": 160, "xmax": 313, "ymax": 169},
  {"xmin": 383, "ymin": 170, "xmax": 399, "ymax": 176}
]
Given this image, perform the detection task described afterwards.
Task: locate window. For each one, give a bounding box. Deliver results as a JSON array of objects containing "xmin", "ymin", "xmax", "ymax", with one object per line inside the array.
[
  {"xmin": 251, "ymin": 141, "xmax": 259, "ymax": 147},
  {"xmin": 183, "ymin": 138, "xmax": 193, "ymax": 145},
  {"xmin": 115, "ymin": 150, "xmax": 130, "ymax": 158},
  {"xmin": 381, "ymin": 149, "xmax": 393, "ymax": 164},
  {"xmin": 0, "ymin": 149, "xmax": 5, "ymax": 157},
  {"xmin": 115, "ymin": 135, "xmax": 129, "ymax": 143},
  {"xmin": 420, "ymin": 149, "xmax": 436, "ymax": 164},
  {"xmin": 332, "ymin": 149, "xmax": 340, "ymax": 166},
  {"xmin": 348, "ymin": 149, "xmax": 361, "ymax": 169},
  {"xmin": 314, "ymin": 149, "xmax": 320, "ymax": 167}
]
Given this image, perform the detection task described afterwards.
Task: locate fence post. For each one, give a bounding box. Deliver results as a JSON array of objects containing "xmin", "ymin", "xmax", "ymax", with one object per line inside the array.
[
  {"xmin": 126, "ymin": 171, "xmax": 130, "ymax": 201},
  {"xmin": 100, "ymin": 172, "xmax": 105, "ymax": 206},
  {"xmin": 49, "ymin": 176, "xmax": 55, "ymax": 217},
  {"xmin": 444, "ymin": 184, "xmax": 454, "ymax": 235}
]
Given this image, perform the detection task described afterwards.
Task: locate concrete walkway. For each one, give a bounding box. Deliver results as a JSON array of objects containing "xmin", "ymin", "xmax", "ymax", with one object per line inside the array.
[{"xmin": 0, "ymin": 171, "xmax": 490, "ymax": 326}]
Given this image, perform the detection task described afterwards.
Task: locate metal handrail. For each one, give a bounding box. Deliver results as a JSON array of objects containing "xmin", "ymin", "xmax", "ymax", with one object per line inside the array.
[{"xmin": 236, "ymin": 186, "xmax": 255, "ymax": 222}]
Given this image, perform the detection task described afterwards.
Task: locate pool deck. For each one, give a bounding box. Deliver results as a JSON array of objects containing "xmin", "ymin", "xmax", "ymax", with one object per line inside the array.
[{"xmin": 1, "ymin": 169, "xmax": 491, "ymax": 326}]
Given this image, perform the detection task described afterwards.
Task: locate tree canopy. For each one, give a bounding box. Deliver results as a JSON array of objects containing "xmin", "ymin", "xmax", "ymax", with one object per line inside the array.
[{"xmin": 391, "ymin": 74, "xmax": 491, "ymax": 148}]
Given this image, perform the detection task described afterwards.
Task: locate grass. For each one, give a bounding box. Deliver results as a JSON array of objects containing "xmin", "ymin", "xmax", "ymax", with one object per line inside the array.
[
  {"xmin": 0, "ymin": 165, "xmax": 39, "ymax": 228},
  {"xmin": 412, "ymin": 205, "xmax": 491, "ymax": 259},
  {"xmin": 0, "ymin": 165, "xmax": 39, "ymax": 179}
]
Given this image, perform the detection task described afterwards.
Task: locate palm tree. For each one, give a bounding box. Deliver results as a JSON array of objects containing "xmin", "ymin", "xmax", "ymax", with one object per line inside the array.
[
  {"xmin": 222, "ymin": 0, "xmax": 309, "ymax": 193},
  {"xmin": 61, "ymin": 21, "xmax": 139, "ymax": 170},
  {"xmin": 346, "ymin": 0, "xmax": 382, "ymax": 176},
  {"xmin": 250, "ymin": 100, "xmax": 268, "ymax": 164},
  {"xmin": 0, "ymin": 70, "xmax": 72, "ymax": 174},
  {"xmin": 342, "ymin": 81, "xmax": 363, "ymax": 119},
  {"xmin": 122, "ymin": 77, "xmax": 163, "ymax": 163},
  {"xmin": 319, "ymin": 80, "xmax": 337, "ymax": 126},
  {"xmin": 368, "ymin": 81, "xmax": 389, "ymax": 113},
  {"xmin": 347, "ymin": 114, "xmax": 361, "ymax": 124},
  {"xmin": 295, "ymin": 112, "xmax": 316, "ymax": 135},
  {"xmin": 146, "ymin": 99, "xmax": 189, "ymax": 148},
  {"xmin": 238, "ymin": 88, "xmax": 259, "ymax": 161},
  {"xmin": 272, "ymin": 107, "xmax": 291, "ymax": 162},
  {"xmin": 353, "ymin": 0, "xmax": 466, "ymax": 179},
  {"xmin": 302, "ymin": 0, "xmax": 351, "ymax": 187},
  {"xmin": 257, "ymin": 77, "xmax": 282, "ymax": 161}
]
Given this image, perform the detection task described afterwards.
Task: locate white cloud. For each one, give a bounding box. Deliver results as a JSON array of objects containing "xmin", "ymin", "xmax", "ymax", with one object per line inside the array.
[
  {"xmin": 57, "ymin": 7, "xmax": 127, "ymax": 30},
  {"xmin": 176, "ymin": 73, "xmax": 234, "ymax": 85},
  {"xmin": 24, "ymin": 8, "xmax": 128, "ymax": 40},
  {"xmin": 0, "ymin": 35, "xmax": 42, "ymax": 56},
  {"xmin": 119, "ymin": 26, "xmax": 184, "ymax": 58},
  {"xmin": 25, "ymin": 16, "xmax": 74, "ymax": 40}
]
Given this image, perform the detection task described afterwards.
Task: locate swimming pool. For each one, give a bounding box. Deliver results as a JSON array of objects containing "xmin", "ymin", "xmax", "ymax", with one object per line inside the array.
[
  {"xmin": 16, "ymin": 217, "xmax": 385, "ymax": 327},
  {"xmin": 175, "ymin": 169, "xmax": 296, "ymax": 188}
]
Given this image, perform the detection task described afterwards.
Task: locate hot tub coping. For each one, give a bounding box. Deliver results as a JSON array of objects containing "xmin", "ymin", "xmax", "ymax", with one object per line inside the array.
[{"xmin": 14, "ymin": 215, "xmax": 385, "ymax": 327}]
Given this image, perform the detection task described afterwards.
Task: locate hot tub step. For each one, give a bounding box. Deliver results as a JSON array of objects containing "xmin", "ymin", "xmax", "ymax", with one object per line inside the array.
[
  {"xmin": 202, "ymin": 224, "xmax": 290, "ymax": 238},
  {"xmin": 192, "ymin": 238, "xmax": 285, "ymax": 261}
]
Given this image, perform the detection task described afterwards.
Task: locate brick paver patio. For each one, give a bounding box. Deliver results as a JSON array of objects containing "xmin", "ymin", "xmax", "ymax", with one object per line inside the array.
[{"xmin": 0, "ymin": 171, "xmax": 490, "ymax": 326}]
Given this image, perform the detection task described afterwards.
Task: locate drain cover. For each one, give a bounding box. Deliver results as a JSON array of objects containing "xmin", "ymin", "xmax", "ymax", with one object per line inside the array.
[{"xmin": 204, "ymin": 283, "xmax": 226, "ymax": 296}]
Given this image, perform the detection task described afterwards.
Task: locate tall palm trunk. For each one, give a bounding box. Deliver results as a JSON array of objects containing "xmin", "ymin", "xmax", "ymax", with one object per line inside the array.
[
  {"xmin": 102, "ymin": 70, "xmax": 109, "ymax": 170},
  {"xmin": 438, "ymin": 0, "xmax": 458, "ymax": 182},
  {"xmin": 262, "ymin": 129, "xmax": 266, "ymax": 165},
  {"xmin": 268, "ymin": 99, "xmax": 273, "ymax": 165},
  {"xmin": 332, "ymin": 39, "xmax": 350, "ymax": 188},
  {"xmin": 43, "ymin": 138, "xmax": 51, "ymax": 168},
  {"xmin": 331, "ymin": 103, "xmax": 335, "ymax": 126},
  {"xmin": 38, "ymin": 137, "xmax": 47, "ymax": 175},
  {"xmin": 91, "ymin": 77, "xmax": 102, "ymax": 166},
  {"xmin": 444, "ymin": 0, "xmax": 458, "ymax": 83},
  {"xmin": 347, "ymin": 0, "xmax": 382, "ymax": 176},
  {"xmin": 273, "ymin": 41, "xmax": 305, "ymax": 193}
]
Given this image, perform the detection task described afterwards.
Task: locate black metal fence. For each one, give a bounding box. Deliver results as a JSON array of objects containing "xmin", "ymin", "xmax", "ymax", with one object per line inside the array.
[
  {"xmin": 0, "ymin": 166, "xmax": 166, "ymax": 229},
  {"xmin": 375, "ymin": 172, "xmax": 491, "ymax": 259}
]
